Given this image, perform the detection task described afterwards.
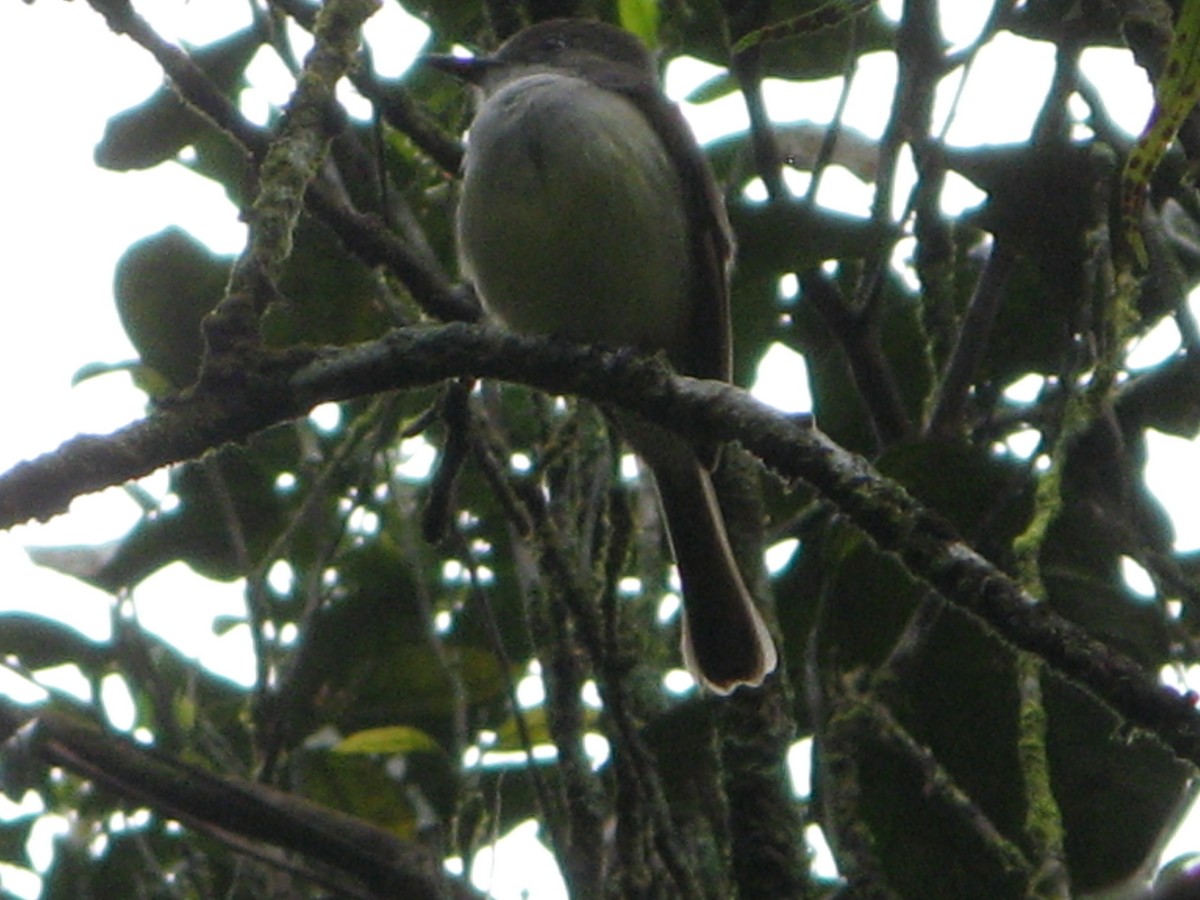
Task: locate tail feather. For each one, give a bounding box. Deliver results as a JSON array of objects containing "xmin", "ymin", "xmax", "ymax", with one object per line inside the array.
[{"xmin": 624, "ymin": 419, "xmax": 778, "ymax": 693}]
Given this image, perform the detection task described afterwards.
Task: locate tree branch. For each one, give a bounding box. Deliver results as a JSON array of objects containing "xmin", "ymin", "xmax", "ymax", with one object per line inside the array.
[
  {"xmin": 86, "ymin": 0, "xmax": 475, "ymax": 326},
  {"xmin": 2, "ymin": 323, "xmax": 1200, "ymax": 767},
  {"xmin": 0, "ymin": 702, "xmax": 478, "ymax": 898},
  {"xmin": 925, "ymin": 238, "xmax": 1017, "ymax": 437}
]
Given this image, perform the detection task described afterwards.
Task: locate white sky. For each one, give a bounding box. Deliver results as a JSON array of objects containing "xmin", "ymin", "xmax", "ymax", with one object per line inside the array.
[{"xmin": 0, "ymin": 1, "xmax": 1195, "ymax": 897}]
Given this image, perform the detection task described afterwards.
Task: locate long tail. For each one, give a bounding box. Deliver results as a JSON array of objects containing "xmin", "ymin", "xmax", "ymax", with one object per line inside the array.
[{"xmin": 625, "ymin": 421, "xmax": 778, "ymax": 693}]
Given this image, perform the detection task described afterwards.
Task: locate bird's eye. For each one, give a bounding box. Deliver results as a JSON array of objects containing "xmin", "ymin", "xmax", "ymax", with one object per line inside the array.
[{"xmin": 541, "ymin": 36, "xmax": 566, "ymax": 52}]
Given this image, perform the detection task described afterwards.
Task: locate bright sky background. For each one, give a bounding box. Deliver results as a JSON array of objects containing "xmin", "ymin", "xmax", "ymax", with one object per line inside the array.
[{"xmin": 0, "ymin": 0, "xmax": 1197, "ymax": 897}]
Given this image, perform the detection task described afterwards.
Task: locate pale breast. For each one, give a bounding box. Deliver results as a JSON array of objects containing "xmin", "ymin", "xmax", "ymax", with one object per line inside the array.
[{"xmin": 457, "ymin": 73, "xmax": 693, "ymax": 360}]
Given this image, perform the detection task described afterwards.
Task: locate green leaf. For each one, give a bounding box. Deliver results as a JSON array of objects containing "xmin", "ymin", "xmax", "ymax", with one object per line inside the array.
[
  {"xmin": 0, "ymin": 613, "xmax": 108, "ymax": 674},
  {"xmin": 0, "ymin": 816, "xmax": 37, "ymax": 868},
  {"xmin": 618, "ymin": 0, "xmax": 660, "ymax": 47},
  {"xmin": 665, "ymin": 0, "xmax": 895, "ymax": 80},
  {"xmin": 94, "ymin": 25, "xmax": 264, "ymax": 171},
  {"xmin": 335, "ymin": 726, "xmax": 443, "ymax": 755},
  {"xmin": 294, "ymin": 748, "xmax": 419, "ymax": 837},
  {"xmin": 684, "ymin": 70, "xmax": 738, "ymax": 105},
  {"xmin": 70, "ymin": 360, "xmax": 139, "ymax": 387},
  {"xmin": 730, "ymin": 0, "xmax": 878, "ymax": 55},
  {"xmin": 1046, "ymin": 676, "xmax": 1191, "ymax": 891},
  {"xmin": 877, "ymin": 441, "xmax": 1033, "ymax": 555},
  {"xmin": 398, "ymin": 0, "xmax": 487, "ymax": 51},
  {"xmin": 491, "ymin": 703, "xmax": 604, "ymax": 753},
  {"xmin": 113, "ymin": 227, "xmax": 231, "ymax": 391},
  {"xmin": 264, "ymin": 214, "xmax": 393, "ymax": 348}
]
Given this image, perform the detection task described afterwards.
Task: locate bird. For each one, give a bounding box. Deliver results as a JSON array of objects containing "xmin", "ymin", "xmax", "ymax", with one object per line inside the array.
[{"xmin": 426, "ymin": 19, "xmax": 777, "ymax": 693}]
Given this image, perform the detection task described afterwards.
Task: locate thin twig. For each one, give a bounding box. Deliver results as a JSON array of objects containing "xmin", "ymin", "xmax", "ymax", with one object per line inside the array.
[{"xmin": 925, "ymin": 239, "xmax": 1017, "ymax": 436}]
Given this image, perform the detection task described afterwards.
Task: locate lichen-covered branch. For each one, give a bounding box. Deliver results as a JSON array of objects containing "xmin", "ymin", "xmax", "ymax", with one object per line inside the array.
[{"xmin": 1, "ymin": 323, "xmax": 1199, "ymax": 768}]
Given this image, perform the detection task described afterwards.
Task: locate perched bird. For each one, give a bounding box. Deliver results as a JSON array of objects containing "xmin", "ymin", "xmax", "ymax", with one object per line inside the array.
[{"xmin": 427, "ymin": 19, "xmax": 777, "ymax": 692}]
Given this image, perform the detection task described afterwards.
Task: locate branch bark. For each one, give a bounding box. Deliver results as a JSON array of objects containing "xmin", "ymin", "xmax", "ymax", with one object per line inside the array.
[
  {"xmin": 0, "ymin": 702, "xmax": 478, "ymax": 898},
  {"xmin": 2, "ymin": 322, "xmax": 1199, "ymax": 767}
]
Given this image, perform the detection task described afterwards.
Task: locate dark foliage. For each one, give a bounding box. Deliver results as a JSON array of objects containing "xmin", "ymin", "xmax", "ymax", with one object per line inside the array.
[{"xmin": 4, "ymin": 0, "xmax": 1200, "ymax": 897}]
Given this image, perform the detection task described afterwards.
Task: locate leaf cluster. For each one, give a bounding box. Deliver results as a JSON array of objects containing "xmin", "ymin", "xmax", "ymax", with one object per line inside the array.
[{"xmin": 5, "ymin": 0, "xmax": 1200, "ymax": 898}]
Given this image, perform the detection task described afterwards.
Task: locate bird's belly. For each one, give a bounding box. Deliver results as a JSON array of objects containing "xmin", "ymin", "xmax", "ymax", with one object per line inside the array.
[{"xmin": 458, "ymin": 74, "xmax": 693, "ymax": 357}]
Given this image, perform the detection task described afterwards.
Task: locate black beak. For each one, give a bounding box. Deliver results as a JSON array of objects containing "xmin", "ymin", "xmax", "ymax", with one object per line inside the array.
[{"xmin": 421, "ymin": 53, "xmax": 503, "ymax": 85}]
